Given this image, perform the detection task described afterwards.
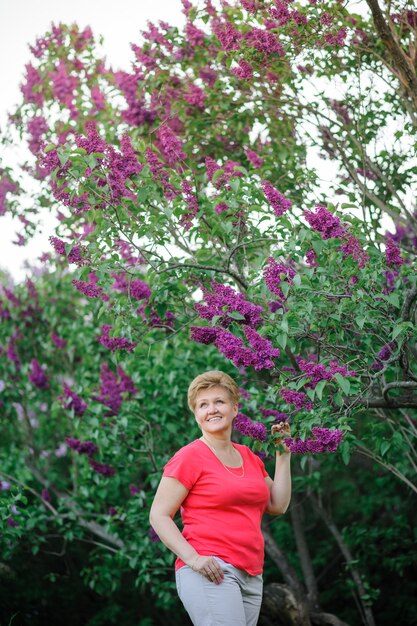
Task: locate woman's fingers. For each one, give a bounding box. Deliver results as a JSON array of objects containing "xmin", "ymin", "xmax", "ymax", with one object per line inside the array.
[{"xmin": 192, "ymin": 555, "xmax": 224, "ymax": 583}]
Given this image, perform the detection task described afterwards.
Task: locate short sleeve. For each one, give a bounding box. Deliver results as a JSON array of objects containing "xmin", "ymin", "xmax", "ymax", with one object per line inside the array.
[{"xmin": 163, "ymin": 444, "xmax": 202, "ymax": 490}]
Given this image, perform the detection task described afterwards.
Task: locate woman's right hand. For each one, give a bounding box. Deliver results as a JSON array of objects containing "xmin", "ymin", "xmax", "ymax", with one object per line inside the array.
[{"xmin": 189, "ymin": 555, "xmax": 224, "ymax": 584}]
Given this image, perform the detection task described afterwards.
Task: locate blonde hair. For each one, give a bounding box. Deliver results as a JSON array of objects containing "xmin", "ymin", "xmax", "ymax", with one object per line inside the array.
[{"xmin": 187, "ymin": 370, "xmax": 240, "ymax": 412}]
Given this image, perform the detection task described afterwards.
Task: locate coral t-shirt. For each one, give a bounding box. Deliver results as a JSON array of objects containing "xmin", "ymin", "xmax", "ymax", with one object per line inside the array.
[{"xmin": 163, "ymin": 439, "xmax": 270, "ymax": 575}]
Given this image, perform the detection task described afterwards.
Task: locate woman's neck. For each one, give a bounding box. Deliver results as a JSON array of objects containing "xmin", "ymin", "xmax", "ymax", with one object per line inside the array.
[{"xmin": 201, "ymin": 433, "xmax": 233, "ymax": 452}]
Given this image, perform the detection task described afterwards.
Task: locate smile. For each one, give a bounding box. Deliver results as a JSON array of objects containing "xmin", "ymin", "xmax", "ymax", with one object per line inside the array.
[{"xmin": 207, "ymin": 416, "xmax": 222, "ymax": 422}]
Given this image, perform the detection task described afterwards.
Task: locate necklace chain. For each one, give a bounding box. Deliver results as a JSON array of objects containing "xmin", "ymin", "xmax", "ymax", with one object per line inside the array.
[{"xmin": 201, "ymin": 437, "xmax": 245, "ymax": 478}]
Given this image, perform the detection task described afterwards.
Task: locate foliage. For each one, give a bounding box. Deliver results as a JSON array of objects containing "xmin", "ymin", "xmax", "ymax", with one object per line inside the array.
[{"xmin": 1, "ymin": 0, "xmax": 417, "ymax": 624}]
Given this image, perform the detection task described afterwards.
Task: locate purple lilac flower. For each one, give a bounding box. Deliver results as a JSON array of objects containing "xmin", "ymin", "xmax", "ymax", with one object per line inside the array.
[
  {"xmin": 49, "ymin": 237, "xmax": 85, "ymax": 265},
  {"xmin": 7, "ymin": 517, "xmax": 19, "ymax": 528},
  {"xmin": 55, "ymin": 443, "xmax": 67, "ymax": 457},
  {"xmin": 0, "ymin": 481, "xmax": 11, "ymax": 490},
  {"xmin": 260, "ymin": 409, "xmax": 288, "ymax": 422},
  {"xmin": 385, "ymin": 238, "xmax": 405, "ymax": 266},
  {"xmin": 158, "ymin": 125, "xmax": 186, "ymax": 166},
  {"xmin": 297, "ymin": 358, "xmax": 356, "ymax": 388},
  {"xmin": 98, "ymin": 325, "xmax": 137, "ymax": 353},
  {"xmin": 246, "ymin": 28, "xmax": 285, "ymax": 56},
  {"xmin": 51, "ymin": 332, "xmax": 67, "ymax": 349},
  {"xmin": 239, "ymin": 387, "xmax": 251, "ymax": 401},
  {"xmin": 234, "ymin": 412, "xmax": 268, "ymax": 441},
  {"xmin": 339, "ymin": 234, "xmax": 369, "ymax": 268},
  {"xmin": 304, "ymin": 205, "xmax": 346, "ymax": 239},
  {"xmin": 41, "ymin": 488, "xmax": 51, "ymax": 502},
  {"xmin": 261, "ymin": 180, "xmax": 292, "ymax": 217},
  {"xmin": 264, "ymin": 257, "xmax": 296, "ymax": 297},
  {"xmin": 27, "ymin": 115, "xmax": 48, "ymax": 156},
  {"xmin": 232, "ymin": 60, "xmax": 253, "ymax": 81},
  {"xmin": 129, "ymin": 484, "xmax": 140, "ymax": 495},
  {"xmin": 92, "ymin": 363, "xmax": 137, "ymax": 416},
  {"xmin": 72, "ymin": 279, "xmax": 108, "ymax": 300},
  {"xmin": 50, "ymin": 60, "xmax": 78, "ymax": 117},
  {"xmin": 29, "ymin": 359, "xmax": 49, "ymax": 389},
  {"xmin": 195, "ymin": 280, "xmax": 263, "ymax": 328},
  {"xmin": 280, "ymin": 388, "xmax": 313, "ymax": 411},
  {"xmin": 215, "ymin": 202, "xmax": 229, "ymax": 214},
  {"xmin": 213, "ymin": 19, "xmax": 242, "ymax": 51},
  {"xmin": 62, "ymin": 383, "xmax": 87, "ymax": 416},
  {"xmin": 186, "ymin": 21, "xmax": 205, "ymax": 46},
  {"xmin": 184, "ymin": 84, "xmax": 206, "ymax": 109},
  {"xmin": 181, "ymin": 180, "xmax": 199, "ymax": 230},
  {"xmin": 108, "ymin": 506, "xmax": 118, "ymax": 516},
  {"xmin": 245, "ymin": 149, "xmax": 264, "ymax": 168},
  {"xmin": 244, "ymin": 327, "xmax": 280, "ymax": 369},
  {"xmin": 65, "ymin": 437, "xmax": 98, "ymax": 457},
  {"xmin": 3, "ymin": 287, "xmax": 20, "ymax": 307},
  {"xmin": 6, "ymin": 338, "xmax": 21, "ymax": 371},
  {"xmin": 190, "ymin": 327, "xmax": 218, "ymax": 344},
  {"xmin": 20, "ymin": 63, "xmax": 44, "ymax": 106},
  {"xmin": 284, "ymin": 427, "xmax": 343, "ymax": 453},
  {"xmin": 89, "ymin": 459, "xmax": 116, "ymax": 477},
  {"xmin": 305, "ymin": 248, "xmax": 318, "ymax": 267},
  {"xmin": 383, "ymin": 269, "xmax": 399, "ymax": 294},
  {"xmin": 378, "ymin": 341, "xmax": 397, "ymax": 361},
  {"xmin": 145, "ymin": 148, "xmax": 178, "ymax": 200}
]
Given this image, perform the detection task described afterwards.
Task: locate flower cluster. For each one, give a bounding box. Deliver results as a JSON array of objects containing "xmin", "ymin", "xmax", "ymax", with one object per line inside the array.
[
  {"xmin": 385, "ymin": 238, "xmax": 405, "ymax": 266},
  {"xmin": 213, "ymin": 19, "xmax": 242, "ymax": 50},
  {"xmin": 234, "ymin": 412, "xmax": 268, "ymax": 441},
  {"xmin": 92, "ymin": 363, "xmax": 137, "ymax": 415},
  {"xmin": 0, "ymin": 175, "xmax": 19, "ymax": 217},
  {"xmin": 304, "ymin": 205, "xmax": 346, "ymax": 239},
  {"xmin": 263, "ymin": 257, "xmax": 296, "ymax": 297},
  {"xmin": 145, "ymin": 148, "xmax": 178, "ymax": 200},
  {"xmin": 27, "ymin": 116, "xmax": 48, "ymax": 156},
  {"xmin": 232, "ymin": 60, "xmax": 253, "ymax": 81},
  {"xmin": 284, "ymin": 427, "xmax": 343, "ymax": 453},
  {"xmin": 280, "ymin": 388, "xmax": 313, "ymax": 411},
  {"xmin": 246, "ymin": 149, "xmax": 263, "ymax": 168},
  {"xmin": 339, "ymin": 234, "xmax": 369, "ymax": 268},
  {"xmin": 28, "ymin": 359, "xmax": 49, "ymax": 389},
  {"xmin": 297, "ymin": 358, "xmax": 356, "ymax": 388},
  {"xmin": 97, "ymin": 325, "xmax": 137, "ymax": 353},
  {"xmin": 246, "ymin": 28, "xmax": 285, "ymax": 57},
  {"xmin": 181, "ymin": 180, "xmax": 199, "ymax": 230},
  {"xmin": 158, "ymin": 125, "xmax": 186, "ymax": 166},
  {"xmin": 65, "ymin": 437, "xmax": 116, "ymax": 476},
  {"xmin": 49, "ymin": 237, "xmax": 85, "ymax": 266},
  {"xmin": 112, "ymin": 273, "xmax": 152, "ymax": 302},
  {"xmin": 195, "ymin": 281, "xmax": 263, "ymax": 328},
  {"xmin": 20, "ymin": 63, "xmax": 44, "ymax": 106},
  {"xmin": 51, "ymin": 332, "xmax": 67, "ymax": 349},
  {"xmin": 205, "ymin": 156, "xmax": 243, "ymax": 189},
  {"xmin": 65, "ymin": 437, "xmax": 98, "ymax": 457},
  {"xmin": 261, "ymin": 180, "xmax": 292, "ymax": 217},
  {"xmin": 72, "ymin": 279, "xmax": 108, "ymax": 300},
  {"xmin": 191, "ymin": 324, "xmax": 279, "ymax": 370},
  {"xmin": 62, "ymin": 383, "xmax": 87, "ymax": 416},
  {"xmin": 184, "ymin": 84, "xmax": 206, "ymax": 109},
  {"xmin": 260, "ymin": 408, "xmax": 288, "ymax": 422},
  {"xmin": 50, "ymin": 60, "xmax": 78, "ymax": 118}
]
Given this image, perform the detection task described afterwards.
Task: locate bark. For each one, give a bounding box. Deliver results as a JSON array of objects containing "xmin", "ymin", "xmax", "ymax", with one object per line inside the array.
[
  {"xmin": 290, "ymin": 500, "xmax": 320, "ymax": 609},
  {"xmin": 365, "ymin": 0, "xmax": 417, "ymax": 114},
  {"xmin": 309, "ymin": 496, "xmax": 376, "ymax": 626},
  {"xmin": 262, "ymin": 522, "xmax": 312, "ymax": 626},
  {"xmin": 259, "ymin": 584, "xmax": 351, "ymax": 626}
]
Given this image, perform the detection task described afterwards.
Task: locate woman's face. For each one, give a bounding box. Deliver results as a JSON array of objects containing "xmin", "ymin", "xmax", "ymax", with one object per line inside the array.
[{"xmin": 194, "ymin": 385, "xmax": 238, "ymax": 435}]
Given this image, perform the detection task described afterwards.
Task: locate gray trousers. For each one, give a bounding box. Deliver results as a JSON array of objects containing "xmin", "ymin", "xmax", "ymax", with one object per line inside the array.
[{"xmin": 175, "ymin": 557, "xmax": 263, "ymax": 626}]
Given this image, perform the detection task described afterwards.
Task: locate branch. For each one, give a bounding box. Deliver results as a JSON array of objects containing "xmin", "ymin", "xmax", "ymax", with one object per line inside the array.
[
  {"xmin": 161, "ymin": 262, "xmax": 248, "ymax": 290},
  {"xmin": 365, "ymin": 0, "xmax": 417, "ymax": 112}
]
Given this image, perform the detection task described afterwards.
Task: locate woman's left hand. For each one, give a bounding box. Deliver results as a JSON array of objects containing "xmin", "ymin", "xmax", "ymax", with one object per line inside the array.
[{"xmin": 271, "ymin": 422, "xmax": 291, "ymax": 454}]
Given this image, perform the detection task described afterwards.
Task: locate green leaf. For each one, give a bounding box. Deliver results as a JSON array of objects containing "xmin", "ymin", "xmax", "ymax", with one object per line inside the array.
[
  {"xmin": 334, "ymin": 373, "xmax": 350, "ymax": 395},
  {"xmin": 315, "ymin": 380, "xmax": 327, "ymax": 400},
  {"xmin": 229, "ymin": 310, "xmax": 245, "ymax": 320},
  {"xmin": 380, "ymin": 440, "xmax": 390, "ymax": 456}
]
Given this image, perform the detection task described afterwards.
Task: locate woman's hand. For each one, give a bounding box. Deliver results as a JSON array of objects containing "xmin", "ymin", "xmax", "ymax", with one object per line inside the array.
[
  {"xmin": 271, "ymin": 422, "xmax": 291, "ymax": 454},
  {"xmin": 189, "ymin": 555, "xmax": 224, "ymax": 584}
]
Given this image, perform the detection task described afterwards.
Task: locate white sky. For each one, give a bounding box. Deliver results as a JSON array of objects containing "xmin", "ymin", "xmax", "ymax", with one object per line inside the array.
[{"xmin": 0, "ymin": 0, "xmax": 184, "ymax": 282}]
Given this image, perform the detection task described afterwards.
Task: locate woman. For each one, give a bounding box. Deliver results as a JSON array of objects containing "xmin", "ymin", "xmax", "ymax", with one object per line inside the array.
[{"xmin": 149, "ymin": 370, "xmax": 292, "ymax": 626}]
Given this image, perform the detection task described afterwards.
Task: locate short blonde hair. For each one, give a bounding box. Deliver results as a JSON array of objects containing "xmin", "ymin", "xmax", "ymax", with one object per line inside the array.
[{"xmin": 188, "ymin": 370, "xmax": 240, "ymax": 412}]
